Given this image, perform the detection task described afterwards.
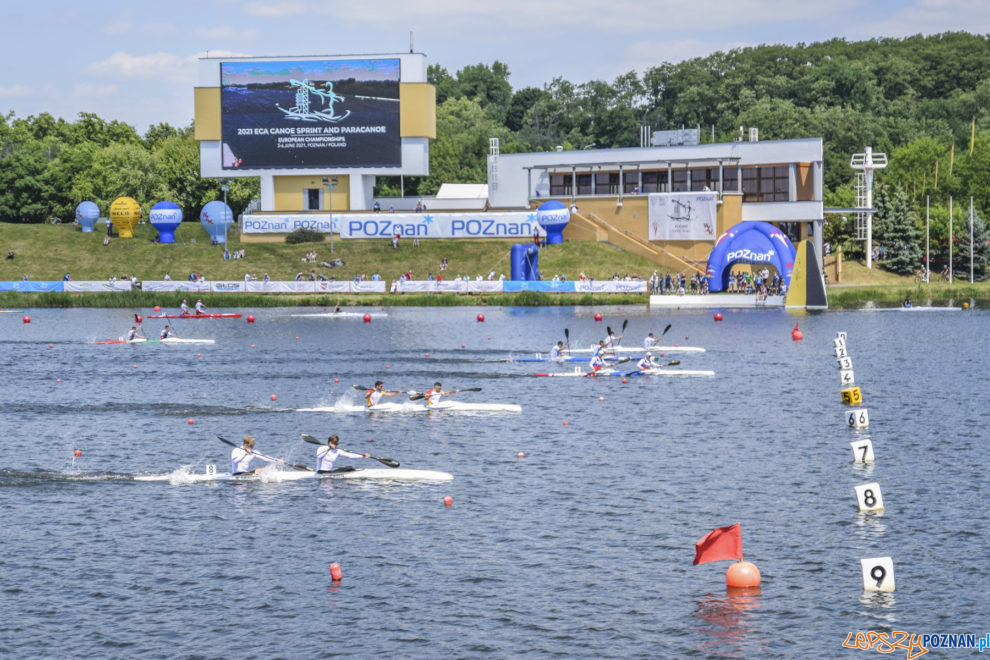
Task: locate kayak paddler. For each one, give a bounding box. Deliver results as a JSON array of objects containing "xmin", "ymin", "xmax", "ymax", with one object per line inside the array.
[
  {"xmin": 424, "ymin": 381, "xmax": 458, "ymax": 407},
  {"xmin": 231, "ymin": 435, "xmax": 281, "ymax": 475},
  {"xmin": 194, "ymin": 299, "xmax": 207, "ymax": 314},
  {"xmin": 365, "ymin": 381, "xmax": 403, "ymax": 408},
  {"xmin": 316, "ymin": 435, "xmax": 370, "ymax": 472},
  {"xmin": 127, "ymin": 325, "xmax": 146, "ymax": 341},
  {"xmin": 589, "ymin": 341, "xmax": 609, "ymax": 372},
  {"xmin": 638, "ymin": 351, "xmax": 660, "ymax": 370},
  {"xmin": 160, "ymin": 324, "xmax": 178, "ymax": 339},
  {"xmin": 549, "ymin": 340, "xmax": 568, "ymax": 361},
  {"xmin": 180, "ymin": 299, "xmax": 192, "ymax": 315}
]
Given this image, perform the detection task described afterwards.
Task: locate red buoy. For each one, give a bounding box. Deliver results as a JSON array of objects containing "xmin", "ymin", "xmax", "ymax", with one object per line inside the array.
[
  {"xmin": 425, "ymin": 353, "xmax": 430, "ymax": 357},
  {"xmin": 476, "ymin": 313, "xmax": 485, "ymax": 322},
  {"xmin": 49, "ymin": 344, "xmax": 53, "ymax": 348},
  {"xmin": 334, "ymin": 378, "xmax": 339, "ymax": 383},
  {"xmin": 443, "ymin": 495, "xmax": 453, "ymax": 507},
  {"xmin": 792, "ymin": 323, "xmax": 803, "ymax": 341},
  {"xmin": 133, "ymin": 364, "xmax": 138, "ymax": 369},
  {"xmin": 329, "ymin": 562, "xmax": 342, "ymax": 581},
  {"xmin": 74, "ymin": 449, "xmax": 82, "ymax": 458},
  {"xmin": 594, "ymin": 313, "xmax": 603, "ymax": 322},
  {"xmin": 187, "ymin": 418, "xmax": 194, "ymax": 425},
  {"xmin": 461, "ymin": 344, "xmax": 465, "ymax": 349},
  {"xmin": 153, "ymin": 305, "xmax": 161, "ymax": 312},
  {"xmin": 270, "ymin": 394, "xmax": 277, "ymax": 401},
  {"xmin": 247, "ymin": 314, "xmax": 255, "ymax": 323},
  {"xmin": 363, "ymin": 313, "xmax": 371, "ymax": 323},
  {"xmin": 135, "ymin": 315, "xmax": 143, "ymax": 323},
  {"xmin": 22, "ymin": 315, "xmax": 30, "ymax": 324},
  {"xmin": 517, "ymin": 452, "xmax": 525, "ymax": 459},
  {"xmin": 714, "ymin": 312, "xmax": 723, "ymax": 322},
  {"xmin": 385, "ymin": 364, "xmax": 390, "ymax": 369},
  {"xmin": 196, "ymin": 353, "xmax": 201, "ymax": 358},
  {"xmin": 562, "ymin": 420, "xmax": 569, "ymax": 426},
  {"xmin": 621, "ymin": 378, "xmax": 628, "ymax": 383},
  {"xmin": 56, "ymin": 378, "xmax": 62, "ymax": 383},
  {"xmin": 726, "ymin": 560, "xmax": 761, "ymax": 588}
]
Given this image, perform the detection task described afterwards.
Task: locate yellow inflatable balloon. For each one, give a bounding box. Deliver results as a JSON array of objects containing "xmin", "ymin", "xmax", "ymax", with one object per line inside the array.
[{"xmin": 109, "ymin": 197, "xmax": 142, "ymax": 238}]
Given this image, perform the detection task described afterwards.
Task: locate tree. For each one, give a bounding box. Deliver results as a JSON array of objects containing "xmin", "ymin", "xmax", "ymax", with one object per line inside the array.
[
  {"xmin": 456, "ymin": 61, "xmax": 512, "ymax": 123},
  {"xmin": 873, "ymin": 184, "xmax": 922, "ymax": 274},
  {"xmin": 953, "ymin": 206, "xmax": 990, "ymax": 281}
]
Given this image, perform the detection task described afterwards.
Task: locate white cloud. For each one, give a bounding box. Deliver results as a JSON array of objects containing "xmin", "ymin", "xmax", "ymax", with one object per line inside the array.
[
  {"xmin": 103, "ymin": 21, "xmax": 133, "ymax": 36},
  {"xmin": 243, "ymin": 0, "xmax": 309, "ymax": 17},
  {"xmin": 71, "ymin": 83, "xmax": 119, "ymax": 98},
  {"xmin": 0, "ymin": 84, "xmax": 32, "ymax": 98},
  {"xmin": 860, "ymin": 0, "xmax": 990, "ymax": 37},
  {"xmin": 195, "ymin": 25, "xmax": 259, "ymax": 41}
]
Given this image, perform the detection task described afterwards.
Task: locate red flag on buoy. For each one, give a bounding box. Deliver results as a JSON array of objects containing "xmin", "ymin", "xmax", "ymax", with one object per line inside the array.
[{"xmin": 693, "ymin": 523, "xmax": 743, "ymax": 565}]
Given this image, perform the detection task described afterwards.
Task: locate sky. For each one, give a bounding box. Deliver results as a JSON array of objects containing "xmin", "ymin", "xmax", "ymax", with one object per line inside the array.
[{"xmin": 1, "ymin": 0, "xmax": 988, "ymax": 134}]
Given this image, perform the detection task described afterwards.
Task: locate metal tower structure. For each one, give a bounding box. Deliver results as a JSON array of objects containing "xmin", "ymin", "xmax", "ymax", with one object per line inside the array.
[{"xmin": 850, "ymin": 147, "xmax": 888, "ymax": 269}]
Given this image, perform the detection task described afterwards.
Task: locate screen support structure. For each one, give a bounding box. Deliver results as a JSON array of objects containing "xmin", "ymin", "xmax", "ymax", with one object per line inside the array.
[{"xmin": 323, "ymin": 176, "xmax": 338, "ymax": 254}]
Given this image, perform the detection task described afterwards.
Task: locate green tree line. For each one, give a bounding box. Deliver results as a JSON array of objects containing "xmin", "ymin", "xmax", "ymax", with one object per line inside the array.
[{"xmin": 3, "ymin": 32, "xmax": 989, "ymax": 276}]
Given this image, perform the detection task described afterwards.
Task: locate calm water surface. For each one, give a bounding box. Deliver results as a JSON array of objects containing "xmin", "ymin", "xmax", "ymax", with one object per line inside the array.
[{"xmin": 1, "ymin": 304, "xmax": 987, "ymax": 658}]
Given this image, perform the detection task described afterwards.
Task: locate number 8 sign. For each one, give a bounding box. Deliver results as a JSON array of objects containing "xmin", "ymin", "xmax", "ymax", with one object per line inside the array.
[
  {"xmin": 860, "ymin": 557, "xmax": 895, "ymax": 591},
  {"xmin": 854, "ymin": 482, "xmax": 884, "ymax": 512}
]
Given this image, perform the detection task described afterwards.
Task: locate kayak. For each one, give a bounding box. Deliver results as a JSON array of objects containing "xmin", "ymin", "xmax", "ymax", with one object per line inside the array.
[
  {"xmin": 508, "ymin": 355, "xmax": 640, "ymax": 363},
  {"xmin": 0, "ymin": 310, "xmax": 23, "ymax": 313},
  {"xmin": 535, "ymin": 368, "xmax": 714, "ymax": 377},
  {"xmin": 146, "ymin": 313, "xmax": 242, "ymax": 319},
  {"xmin": 298, "ymin": 401, "xmax": 521, "ymax": 414},
  {"xmin": 94, "ymin": 338, "xmax": 216, "ymax": 344},
  {"xmin": 860, "ymin": 306, "xmax": 962, "ymax": 312},
  {"xmin": 135, "ymin": 467, "xmax": 452, "ymax": 483},
  {"xmin": 290, "ymin": 312, "xmax": 389, "ymax": 318},
  {"xmin": 556, "ymin": 345, "xmax": 706, "ymax": 354}
]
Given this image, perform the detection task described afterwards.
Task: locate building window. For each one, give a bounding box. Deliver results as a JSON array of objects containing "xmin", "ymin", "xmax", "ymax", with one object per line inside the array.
[
  {"xmin": 550, "ymin": 174, "xmax": 571, "ymax": 197},
  {"xmin": 305, "ymin": 189, "xmax": 321, "ymax": 210},
  {"xmin": 671, "ymin": 169, "xmax": 687, "ymax": 192},
  {"xmin": 691, "ymin": 168, "xmax": 719, "ymax": 192},
  {"xmin": 624, "ymin": 173, "xmax": 640, "ymax": 194},
  {"xmin": 741, "ymin": 166, "xmax": 790, "ymax": 202},
  {"xmin": 576, "ymin": 173, "xmax": 592, "ymax": 195},
  {"xmin": 595, "ymin": 172, "xmax": 619, "ymax": 195},
  {"xmin": 722, "ymin": 167, "xmax": 738, "ymax": 193},
  {"xmin": 641, "ymin": 171, "xmax": 667, "ymax": 193}
]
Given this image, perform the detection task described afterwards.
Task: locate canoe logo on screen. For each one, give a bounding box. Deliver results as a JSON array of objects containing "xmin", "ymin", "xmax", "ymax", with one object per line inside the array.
[
  {"xmin": 346, "ymin": 218, "xmax": 536, "ymax": 238},
  {"xmin": 726, "ymin": 248, "xmax": 775, "ymax": 263}
]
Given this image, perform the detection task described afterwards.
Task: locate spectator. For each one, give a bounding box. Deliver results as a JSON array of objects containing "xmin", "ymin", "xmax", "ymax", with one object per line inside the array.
[
  {"xmin": 413, "ymin": 238, "xmax": 420, "ymax": 247},
  {"xmin": 415, "ymin": 200, "xmax": 423, "ymax": 212},
  {"xmin": 103, "ymin": 235, "xmax": 110, "ymax": 246},
  {"xmin": 373, "ymin": 200, "xmax": 381, "ymax": 212},
  {"xmin": 388, "ymin": 205, "xmax": 395, "ymax": 213},
  {"xmin": 163, "ymin": 271, "xmax": 171, "ymax": 281},
  {"xmin": 392, "ymin": 234, "xmax": 399, "ymax": 249},
  {"xmin": 263, "ymin": 273, "xmax": 270, "ymax": 282},
  {"xmin": 483, "ymin": 200, "xmax": 491, "ymax": 211},
  {"xmin": 21, "ymin": 273, "xmax": 28, "ymax": 281},
  {"xmin": 63, "ymin": 273, "xmax": 71, "ymax": 281},
  {"xmin": 5, "ymin": 250, "xmax": 13, "ymax": 260}
]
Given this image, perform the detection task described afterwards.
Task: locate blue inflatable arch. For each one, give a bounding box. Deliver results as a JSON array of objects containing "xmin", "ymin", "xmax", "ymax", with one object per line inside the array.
[{"xmin": 705, "ymin": 221, "xmax": 796, "ymax": 292}]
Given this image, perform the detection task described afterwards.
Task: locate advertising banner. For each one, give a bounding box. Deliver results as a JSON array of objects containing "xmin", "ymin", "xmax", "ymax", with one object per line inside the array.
[
  {"xmin": 648, "ymin": 192, "xmax": 718, "ymax": 241},
  {"xmin": 574, "ymin": 280, "xmax": 647, "ymax": 293},
  {"xmin": 210, "ymin": 281, "xmax": 246, "ymax": 293},
  {"xmin": 63, "ymin": 281, "xmax": 133, "ymax": 292},
  {"xmin": 220, "ymin": 58, "xmax": 401, "ymax": 170},
  {"xmin": 339, "ymin": 212, "xmax": 544, "ymax": 239},
  {"xmin": 467, "ymin": 281, "xmax": 504, "ymax": 293},
  {"xmin": 501, "ymin": 280, "xmax": 575, "ymax": 293},
  {"xmin": 351, "ymin": 281, "xmax": 386, "ymax": 294},
  {"xmin": 0, "ymin": 281, "xmax": 62, "ymax": 292},
  {"xmin": 141, "ymin": 281, "xmax": 212, "ymax": 292},
  {"xmin": 242, "ymin": 214, "xmax": 339, "ymax": 234}
]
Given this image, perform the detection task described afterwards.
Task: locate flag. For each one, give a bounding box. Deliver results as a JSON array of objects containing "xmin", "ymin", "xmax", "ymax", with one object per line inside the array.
[{"xmin": 693, "ymin": 523, "xmax": 743, "ymax": 565}]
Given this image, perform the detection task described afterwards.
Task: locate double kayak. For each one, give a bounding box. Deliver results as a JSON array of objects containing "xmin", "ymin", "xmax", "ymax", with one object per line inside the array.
[
  {"xmin": 135, "ymin": 467, "xmax": 453, "ymax": 483},
  {"xmin": 554, "ymin": 345, "xmax": 706, "ymax": 354},
  {"xmin": 94, "ymin": 337, "xmax": 215, "ymax": 345},
  {"xmin": 146, "ymin": 313, "xmax": 242, "ymax": 319},
  {"xmin": 534, "ymin": 368, "xmax": 714, "ymax": 377},
  {"xmin": 298, "ymin": 400, "xmax": 522, "ymax": 414}
]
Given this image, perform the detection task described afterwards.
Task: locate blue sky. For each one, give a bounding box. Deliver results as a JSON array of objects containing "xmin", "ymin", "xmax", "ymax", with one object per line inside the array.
[{"xmin": 1, "ymin": 0, "xmax": 987, "ymax": 133}]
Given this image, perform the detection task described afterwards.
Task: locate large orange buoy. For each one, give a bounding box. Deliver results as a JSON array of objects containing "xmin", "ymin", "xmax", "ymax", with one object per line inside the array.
[
  {"xmin": 792, "ymin": 323, "xmax": 803, "ymax": 341},
  {"xmin": 443, "ymin": 495, "xmax": 453, "ymax": 507},
  {"xmin": 594, "ymin": 313, "xmax": 603, "ymax": 322},
  {"xmin": 725, "ymin": 560, "xmax": 761, "ymax": 587},
  {"xmin": 153, "ymin": 305, "xmax": 161, "ymax": 312},
  {"xmin": 329, "ymin": 562, "xmax": 342, "ymax": 581},
  {"xmin": 74, "ymin": 449, "xmax": 82, "ymax": 458},
  {"xmin": 187, "ymin": 418, "xmax": 194, "ymax": 425},
  {"xmin": 270, "ymin": 394, "xmax": 277, "ymax": 401}
]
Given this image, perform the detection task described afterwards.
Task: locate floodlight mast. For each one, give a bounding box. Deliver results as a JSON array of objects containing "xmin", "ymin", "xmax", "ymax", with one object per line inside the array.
[{"xmin": 850, "ymin": 147, "xmax": 887, "ymax": 269}]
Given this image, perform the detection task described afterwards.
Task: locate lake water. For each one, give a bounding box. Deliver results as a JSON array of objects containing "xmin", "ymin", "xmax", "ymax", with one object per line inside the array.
[{"xmin": 1, "ymin": 304, "xmax": 987, "ymax": 657}]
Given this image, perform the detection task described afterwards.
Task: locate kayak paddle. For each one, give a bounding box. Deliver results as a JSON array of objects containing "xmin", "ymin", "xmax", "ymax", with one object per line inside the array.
[
  {"xmin": 623, "ymin": 359, "xmax": 680, "ymax": 377},
  {"xmin": 408, "ymin": 387, "xmax": 482, "ymax": 401},
  {"xmin": 216, "ymin": 435, "xmax": 312, "ymax": 471},
  {"xmin": 300, "ymin": 434, "xmax": 400, "ymax": 468}
]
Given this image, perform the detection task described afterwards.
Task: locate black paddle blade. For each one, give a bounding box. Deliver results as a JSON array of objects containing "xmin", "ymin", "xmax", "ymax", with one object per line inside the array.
[
  {"xmin": 668, "ymin": 360, "xmax": 680, "ymax": 366},
  {"xmin": 300, "ymin": 433, "xmax": 322, "ymax": 445},
  {"xmin": 564, "ymin": 328, "xmax": 569, "ymax": 341},
  {"xmin": 351, "ymin": 384, "xmax": 369, "ymax": 391},
  {"xmin": 606, "ymin": 325, "xmax": 612, "ymax": 336},
  {"xmin": 409, "ymin": 393, "xmax": 425, "ymax": 401},
  {"xmin": 375, "ymin": 457, "xmax": 400, "ymax": 468},
  {"xmin": 621, "ymin": 319, "xmax": 628, "ymax": 332},
  {"xmin": 217, "ymin": 435, "xmax": 236, "ymax": 448},
  {"xmin": 662, "ymin": 323, "xmax": 672, "ymax": 336}
]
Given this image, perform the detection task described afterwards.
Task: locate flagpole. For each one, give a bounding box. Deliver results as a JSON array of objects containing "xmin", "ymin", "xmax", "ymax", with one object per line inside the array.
[
  {"xmin": 949, "ymin": 196, "xmax": 953, "ymax": 284},
  {"xmin": 971, "ymin": 196, "xmax": 975, "ymax": 284},
  {"xmin": 926, "ymin": 196, "xmax": 930, "ymax": 283}
]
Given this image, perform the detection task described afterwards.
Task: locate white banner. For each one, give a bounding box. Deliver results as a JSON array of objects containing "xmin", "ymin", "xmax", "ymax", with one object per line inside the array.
[
  {"xmin": 141, "ymin": 281, "xmax": 211, "ymax": 292},
  {"xmin": 468, "ymin": 280, "xmax": 504, "ymax": 293},
  {"xmin": 351, "ymin": 281, "xmax": 387, "ymax": 294},
  {"xmin": 63, "ymin": 281, "xmax": 133, "ymax": 292},
  {"xmin": 575, "ymin": 280, "xmax": 647, "ymax": 293},
  {"xmin": 648, "ymin": 192, "xmax": 718, "ymax": 241},
  {"xmin": 339, "ymin": 212, "xmax": 544, "ymax": 239},
  {"xmin": 241, "ymin": 214, "xmax": 339, "ymax": 234},
  {"xmin": 211, "ymin": 281, "xmax": 246, "ymax": 293}
]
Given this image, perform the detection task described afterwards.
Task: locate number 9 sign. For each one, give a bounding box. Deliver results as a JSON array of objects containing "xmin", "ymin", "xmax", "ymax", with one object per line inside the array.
[
  {"xmin": 841, "ymin": 386, "xmax": 863, "ymax": 405},
  {"xmin": 860, "ymin": 557, "xmax": 895, "ymax": 591}
]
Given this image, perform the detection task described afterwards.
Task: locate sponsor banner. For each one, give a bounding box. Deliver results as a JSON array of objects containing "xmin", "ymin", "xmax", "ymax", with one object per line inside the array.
[
  {"xmin": 0, "ymin": 281, "xmax": 62, "ymax": 292},
  {"xmin": 648, "ymin": 192, "xmax": 718, "ymax": 241},
  {"xmin": 63, "ymin": 281, "xmax": 133, "ymax": 292},
  {"xmin": 242, "ymin": 214, "xmax": 338, "ymax": 234},
  {"xmin": 246, "ymin": 281, "xmax": 307, "ymax": 293},
  {"xmin": 502, "ymin": 280, "xmax": 575, "ymax": 293},
  {"xmin": 313, "ymin": 281, "xmax": 351, "ymax": 294},
  {"xmin": 396, "ymin": 280, "xmax": 441, "ymax": 293},
  {"xmin": 468, "ymin": 280, "xmax": 504, "ymax": 293},
  {"xmin": 351, "ymin": 281, "xmax": 386, "ymax": 294},
  {"xmin": 340, "ymin": 212, "xmax": 544, "ymax": 239},
  {"xmin": 574, "ymin": 280, "xmax": 647, "ymax": 293},
  {"xmin": 141, "ymin": 281, "xmax": 212, "ymax": 292},
  {"xmin": 435, "ymin": 280, "xmax": 468, "ymax": 293},
  {"xmin": 220, "ymin": 58, "xmax": 401, "ymax": 169},
  {"xmin": 211, "ymin": 281, "xmax": 246, "ymax": 293}
]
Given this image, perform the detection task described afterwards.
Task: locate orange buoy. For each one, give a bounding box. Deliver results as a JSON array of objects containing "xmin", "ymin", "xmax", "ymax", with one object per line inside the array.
[
  {"xmin": 49, "ymin": 344, "xmax": 53, "ymax": 348},
  {"xmin": 56, "ymin": 378, "xmax": 61, "ymax": 382},
  {"xmin": 251, "ymin": 344, "xmax": 255, "ymax": 348},
  {"xmin": 135, "ymin": 315, "xmax": 143, "ymax": 323},
  {"xmin": 363, "ymin": 314, "xmax": 371, "ymax": 323},
  {"xmin": 461, "ymin": 344, "xmax": 465, "ymax": 348},
  {"xmin": 443, "ymin": 495, "xmax": 453, "ymax": 507},
  {"xmin": 621, "ymin": 378, "xmax": 628, "ymax": 383},
  {"xmin": 23, "ymin": 315, "xmax": 30, "ymax": 323},
  {"xmin": 385, "ymin": 364, "xmax": 390, "ymax": 369},
  {"xmin": 792, "ymin": 323, "xmax": 803, "ymax": 341},
  {"xmin": 187, "ymin": 418, "xmax": 194, "ymax": 425},
  {"xmin": 517, "ymin": 452, "xmax": 525, "ymax": 459},
  {"xmin": 246, "ymin": 314, "xmax": 255, "ymax": 323},
  {"xmin": 714, "ymin": 312, "xmax": 723, "ymax": 322},
  {"xmin": 196, "ymin": 353, "xmax": 201, "ymax": 358},
  {"xmin": 153, "ymin": 305, "xmax": 161, "ymax": 312},
  {"xmin": 329, "ymin": 562, "xmax": 342, "ymax": 581},
  {"xmin": 334, "ymin": 378, "xmax": 339, "ymax": 383},
  {"xmin": 477, "ymin": 313, "xmax": 485, "ymax": 322},
  {"xmin": 74, "ymin": 449, "xmax": 82, "ymax": 458},
  {"xmin": 296, "ymin": 336, "xmax": 299, "ymax": 340},
  {"xmin": 133, "ymin": 364, "xmax": 138, "ymax": 369},
  {"xmin": 270, "ymin": 394, "xmax": 277, "ymax": 401},
  {"xmin": 562, "ymin": 420, "xmax": 569, "ymax": 426},
  {"xmin": 685, "ymin": 336, "xmax": 689, "ymax": 340},
  {"xmin": 425, "ymin": 353, "xmax": 430, "ymax": 357},
  {"xmin": 594, "ymin": 313, "xmax": 603, "ymax": 322},
  {"xmin": 725, "ymin": 560, "xmax": 761, "ymax": 588},
  {"xmin": 598, "ymin": 396, "xmax": 604, "ymax": 401}
]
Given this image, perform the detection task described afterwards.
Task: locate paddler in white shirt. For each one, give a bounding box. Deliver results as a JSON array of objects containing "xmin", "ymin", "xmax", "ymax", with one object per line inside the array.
[
  {"xmin": 194, "ymin": 299, "xmax": 207, "ymax": 314},
  {"xmin": 365, "ymin": 381, "xmax": 403, "ymax": 408},
  {"xmin": 231, "ymin": 436, "xmax": 280, "ymax": 475},
  {"xmin": 637, "ymin": 351, "xmax": 660, "ymax": 370},
  {"xmin": 549, "ymin": 340, "xmax": 568, "ymax": 361},
  {"xmin": 643, "ymin": 332, "xmax": 656, "ymax": 349},
  {"xmin": 180, "ymin": 299, "xmax": 191, "ymax": 315},
  {"xmin": 160, "ymin": 324, "xmax": 177, "ymax": 339},
  {"xmin": 316, "ymin": 435, "xmax": 370, "ymax": 472},
  {"xmin": 127, "ymin": 325, "xmax": 146, "ymax": 341},
  {"xmin": 425, "ymin": 381, "xmax": 457, "ymax": 407},
  {"xmin": 589, "ymin": 341, "xmax": 609, "ymax": 372}
]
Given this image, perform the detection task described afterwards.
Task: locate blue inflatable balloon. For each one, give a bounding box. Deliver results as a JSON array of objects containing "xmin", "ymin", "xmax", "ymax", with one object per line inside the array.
[
  {"xmin": 200, "ymin": 201, "xmax": 233, "ymax": 244},
  {"xmin": 75, "ymin": 201, "xmax": 100, "ymax": 233},
  {"xmin": 150, "ymin": 201, "xmax": 183, "ymax": 244},
  {"xmin": 536, "ymin": 200, "xmax": 570, "ymax": 244}
]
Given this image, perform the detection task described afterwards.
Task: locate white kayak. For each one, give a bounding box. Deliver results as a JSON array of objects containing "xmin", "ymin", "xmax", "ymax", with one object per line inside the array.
[
  {"xmin": 135, "ymin": 467, "xmax": 452, "ymax": 483},
  {"xmin": 860, "ymin": 306, "xmax": 962, "ymax": 312},
  {"xmin": 297, "ymin": 400, "xmax": 521, "ymax": 414},
  {"xmin": 559, "ymin": 345, "xmax": 706, "ymax": 354},
  {"xmin": 290, "ymin": 312, "xmax": 389, "ymax": 318},
  {"xmin": 95, "ymin": 337, "xmax": 216, "ymax": 345},
  {"xmin": 535, "ymin": 368, "xmax": 714, "ymax": 377}
]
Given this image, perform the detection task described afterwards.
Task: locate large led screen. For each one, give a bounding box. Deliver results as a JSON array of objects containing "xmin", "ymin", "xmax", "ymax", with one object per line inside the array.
[{"xmin": 220, "ymin": 58, "xmax": 401, "ymax": 169}]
